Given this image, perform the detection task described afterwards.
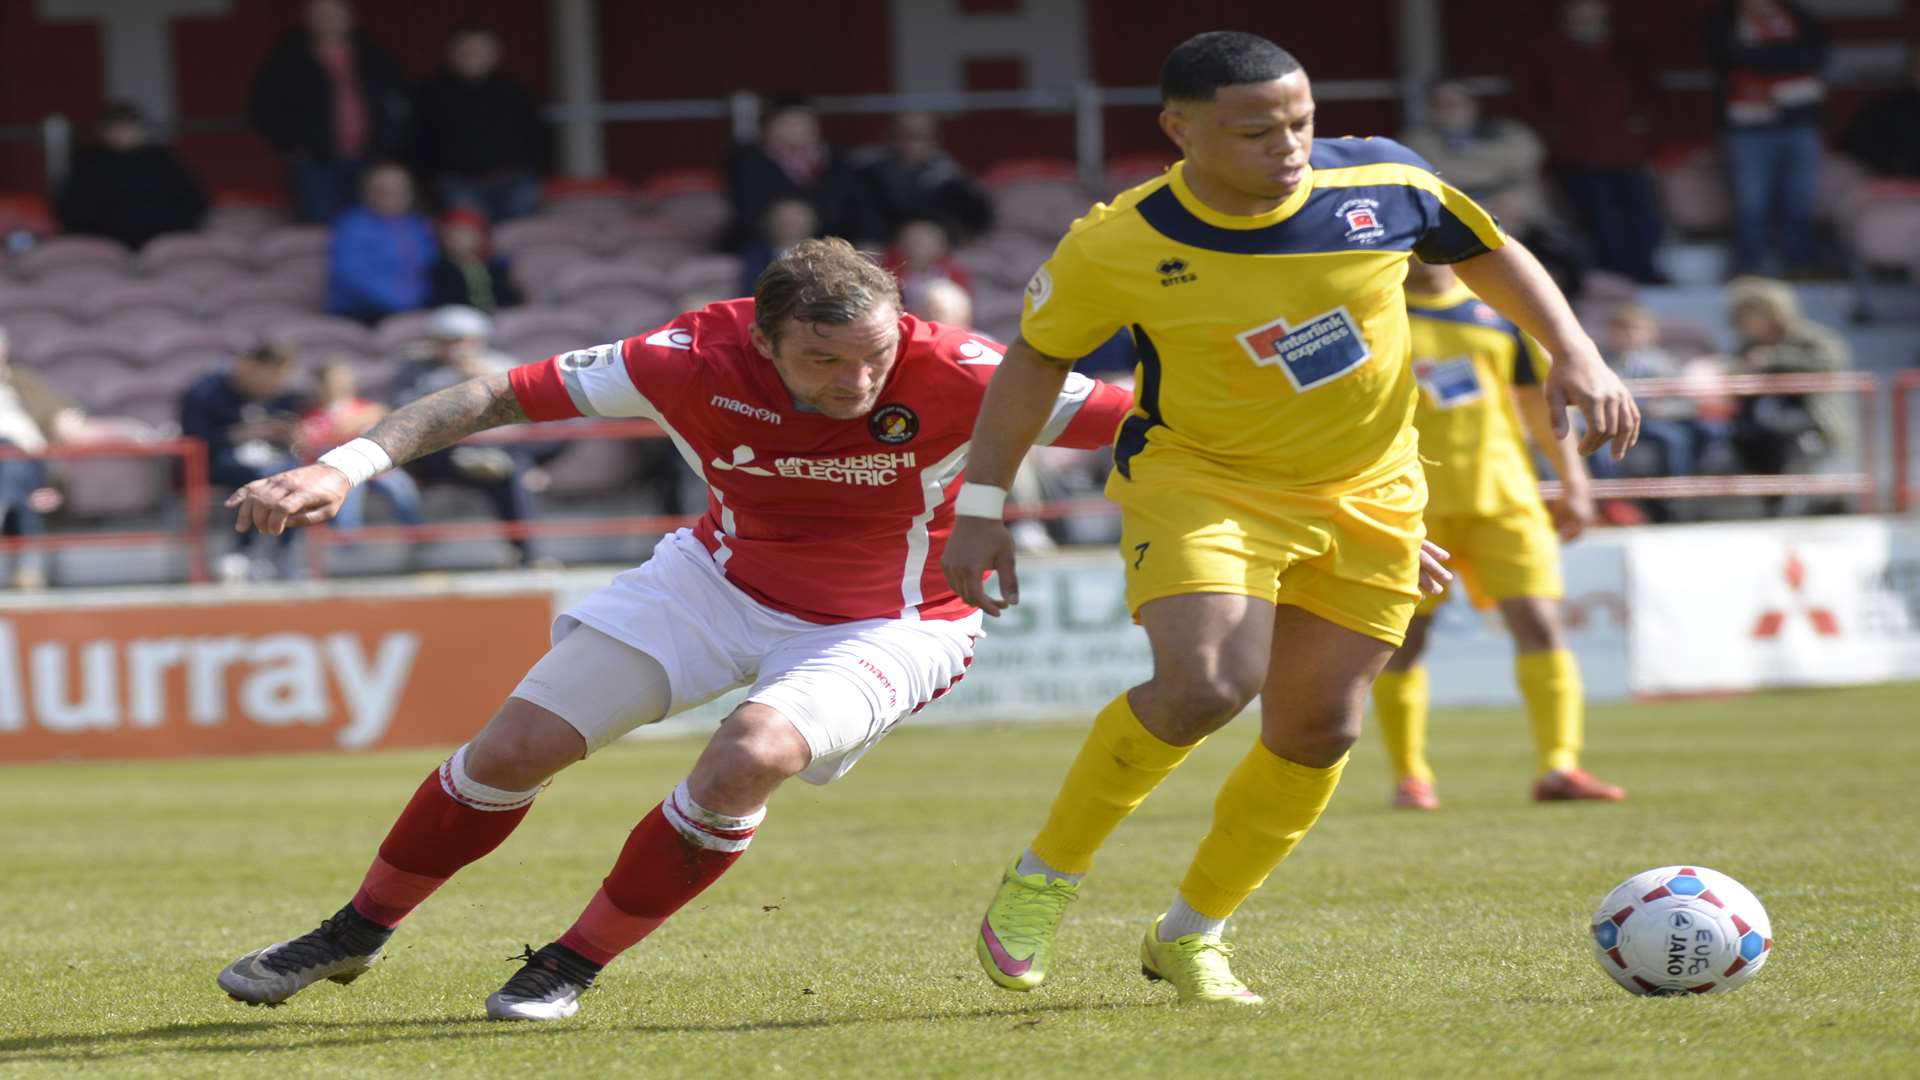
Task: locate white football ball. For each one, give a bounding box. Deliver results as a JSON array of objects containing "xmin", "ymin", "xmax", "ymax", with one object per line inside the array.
[{"xmin": 1590, "ymin": 865, "xmax": 1773, "ymax": 996}]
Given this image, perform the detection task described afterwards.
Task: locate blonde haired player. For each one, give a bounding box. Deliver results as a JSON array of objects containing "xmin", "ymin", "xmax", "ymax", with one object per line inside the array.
[
  {"xmin": 944, "ymin": 30, "xmax": 1638, "ymax": 1006},
  {"xmin": 1374, "ymin": 257, "xmax": 1626, "ymax": 811}
]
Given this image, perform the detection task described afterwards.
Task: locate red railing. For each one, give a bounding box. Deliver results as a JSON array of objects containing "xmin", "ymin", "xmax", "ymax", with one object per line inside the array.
[
  {"xmin": 1539, "ymin": 372, "xmax": 1883, "ymax": 510},
  {"xmin": 0, "ymin": 438, "xmax": 210, "ymax": 582},
  {"xmin": 1894, "ymin": 369, "xmax": 1920, "ymax": 513},
  {"xmin": 1, "ymin": 371, "xmax": 1908, "ymax": 586}
]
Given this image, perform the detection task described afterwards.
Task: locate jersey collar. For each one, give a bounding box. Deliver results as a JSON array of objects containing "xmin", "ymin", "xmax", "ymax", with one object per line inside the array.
[{"xmin": 1167, "ymin": 160, "xmax": 1315, "ymax": 230}]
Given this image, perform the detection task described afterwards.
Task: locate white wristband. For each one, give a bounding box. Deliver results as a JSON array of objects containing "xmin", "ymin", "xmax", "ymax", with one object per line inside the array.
[
  {"xmin": 954, "ymin": 482, "xmax": 1008, "ymax": 519},
  {"xmin": 317, "ymin": 437, "xmax": 393, "ymax": 487}
]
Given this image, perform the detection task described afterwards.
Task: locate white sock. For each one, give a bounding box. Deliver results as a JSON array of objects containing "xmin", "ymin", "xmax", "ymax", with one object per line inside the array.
[
  {"xmin": 1159, "ymin": 892, "xmax": 1227, "ymax": 942},
  {"xmin": 1015, "ymin": 848, "xmax": 1083, "ymax": 886}
]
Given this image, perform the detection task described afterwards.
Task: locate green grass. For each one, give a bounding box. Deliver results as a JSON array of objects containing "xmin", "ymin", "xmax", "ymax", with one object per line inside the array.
[{"xmin": 3, "ymin": 683, "xmax": 1918, "ymax": 1078}]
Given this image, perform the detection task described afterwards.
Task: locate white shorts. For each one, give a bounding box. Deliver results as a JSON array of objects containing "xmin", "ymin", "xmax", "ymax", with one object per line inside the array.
[{"xmin": 515, "ymin": 529, "xmax": 983, "ymax": 785}]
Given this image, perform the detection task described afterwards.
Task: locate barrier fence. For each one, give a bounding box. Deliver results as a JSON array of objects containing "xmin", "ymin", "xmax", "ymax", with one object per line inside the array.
[{"xmin": 0, "ymin": 370, "xmax": 1911, "ymax": 584}]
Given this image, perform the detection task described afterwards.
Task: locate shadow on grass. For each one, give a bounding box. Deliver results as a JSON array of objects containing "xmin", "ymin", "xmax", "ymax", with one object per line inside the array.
[{"xmin": 0, "ymin": 999, "xmax": 1151, "ymax": 1063}]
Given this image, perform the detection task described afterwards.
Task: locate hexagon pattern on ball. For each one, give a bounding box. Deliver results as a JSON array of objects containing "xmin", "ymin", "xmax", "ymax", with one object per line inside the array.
[{"xmin": 1589, "ymin": 866, "xmax": 1773, "ymax": 996}]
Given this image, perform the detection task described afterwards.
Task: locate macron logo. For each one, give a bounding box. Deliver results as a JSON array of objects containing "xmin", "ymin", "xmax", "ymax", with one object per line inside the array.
[{"xmin": 711, "ymin": 395, "xmax": 782, "ymax": 424}]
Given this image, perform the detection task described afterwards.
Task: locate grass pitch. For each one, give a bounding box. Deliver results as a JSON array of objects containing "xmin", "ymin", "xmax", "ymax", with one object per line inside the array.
[{"xmin": 2, "ymin": 682, "xmax": 1917, "ymax": 1078}]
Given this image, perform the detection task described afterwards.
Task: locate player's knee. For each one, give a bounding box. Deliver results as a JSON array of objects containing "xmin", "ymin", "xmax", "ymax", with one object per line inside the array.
[
  {"xmin": 705, "ymin": 706, "xmax": 812, "ymax": 786},
  {"xmin": 465, "ymin": 702, "xmax": 587, "ymax": 791},
  {"xmin": 1151, "ymin": 670, "xmax": 1260, "ymax": 742},
  {"xmin": 1264, "ymin": 698, "xmax": 1364, "ymax": 768},
  {"xmin": 1503, "ymin": 598, "xmax": 1565, "ymax": 652}
]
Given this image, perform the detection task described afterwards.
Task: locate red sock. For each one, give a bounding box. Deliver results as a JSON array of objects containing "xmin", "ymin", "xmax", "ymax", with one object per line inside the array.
[
  {"xmin": 350, "ymin": 748, "xmax": 539, "ymax": 928},
  {"xmin": 557, "ymin": 782, "xmax": 763, "ymax": 965}
]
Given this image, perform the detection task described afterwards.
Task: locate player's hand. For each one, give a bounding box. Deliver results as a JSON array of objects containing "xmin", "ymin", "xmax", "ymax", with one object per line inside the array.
[
  {"xmin": 942, "ymin": 515, "xmax": 1020, "ymax": 616},
  {"xmin": 1550, "ymin": 484, "xmax": 1596, "ymax": 542},
  {"xmin": 1546, "ymin": 348, "xmax": 1640, "ymax": 460},
  {"xmin": 1418, "ymin": 539, "xmax": 1453, "ymax": 597},
  {"xmin": 225, "ymin": 463, "xmax": 352, "ymax": 535}
]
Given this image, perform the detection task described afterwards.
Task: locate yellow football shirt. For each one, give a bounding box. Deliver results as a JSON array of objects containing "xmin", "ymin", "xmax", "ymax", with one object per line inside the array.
[
  {"xmin": 1020, "ymin": 137, "xmax": 1504, "ymax": 491},
  {"xmin": 1406, "ymin": 282, "xmax": 1548, "ymax": 517}
]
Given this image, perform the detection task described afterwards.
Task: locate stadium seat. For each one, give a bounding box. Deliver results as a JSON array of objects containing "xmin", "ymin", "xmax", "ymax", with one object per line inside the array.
[
  {"xmin": 0, "ymin": 284, "xmax": 88, "ymax": 325},
  {"xmin": 202, "ymin": 203, "xmax": 289, "ymax": 238},
  {"xmin": 543, "ymin": 176, "xmax": 639, "ymax": 221},
  {"xmin": 139, "ymin": 323, "xmax": 250, "ymax": 364},
  {"xmin": 254, "ymin": 225, "xmax": 332, "ymax": 265},
  {"xmin": 217, "ymin": 273, "xmax": 325, "ymax": 314},
  {"xmin": 0, "ymin": 308, "xmax": 75, "ymax": 356},
  {"xmin": 493, "ymin": 214, "xmax": 602, "ymax": 258},
  {"xmin": 1846, "ymin": 182, "xmax": 1920, "ymax": 320},
  {"xmin": 372, "ymin": 309, "xmax": 443, "ymax": 354},
  {"xmin": 12, "ymin": 235, "xmax": 129, "ymax": 281},
  {"xmin": 83, "ymin": 279, "xmax": 205, "ymax": 323},
  {"xmin": 269, "ymin": 314, "xmax": 373, "ymax": 354},
  {"xmin": 495, "ymin": 305, "xmax": 605, "ymax": 344},
  {"xmin": 506, "ymin": 244, "xmax": 597, "ymax": 301},
  {"xmin": 31, "ymin": 353, "xmax": 144, "ymax": 410},
  {"xmin": 57, "ymin": 416, "xmax": 174, "ymax": 520},
  {"xmin": 552, "ymin": 260, "xmax": 670, "ymax": 301},
  {"xmin": 18, "ymin": 326, "xmax": 137, "ymax": 368},
  {"xmin": 571, "ymin": 291, "xmax": 675, "ymax": 340},
  {"xmin": 661, "ymin": 252, "xmax": 743, "ymax": 298},
  {"xmin": 139, "ymin": 231, "xmax": 251, "ymax": 286},
  {"xmin": 638, "ymin": 170, "xmax": 728, "ymax": 242},
  {"xmin": 540, "ymin": 434, "xmax": 640, "ymax": 497}
]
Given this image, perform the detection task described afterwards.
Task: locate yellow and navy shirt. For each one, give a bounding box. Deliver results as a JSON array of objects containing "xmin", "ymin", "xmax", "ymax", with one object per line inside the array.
[
  {"xmin": 1406, "ymin": 282, "xmax": 1547, "ymax": 517},
  {"xmin": 1020, "ymin": 137, "xmax": 1504, "ymax": 490}
]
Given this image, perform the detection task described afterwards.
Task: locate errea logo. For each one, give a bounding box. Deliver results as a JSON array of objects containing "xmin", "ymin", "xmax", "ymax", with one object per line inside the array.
[{"xmin": 1157, "ymin": 257, "xmax": 1197, "ymax": 286}]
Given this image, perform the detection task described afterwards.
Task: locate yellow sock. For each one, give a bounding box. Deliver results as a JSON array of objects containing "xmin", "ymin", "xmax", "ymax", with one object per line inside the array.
[
  {"xmin": 1028, "ymin": 693, "xmax": 1197, "ymax": 875},
  {"xmin": 1516, "ymin": 648, "xmax": 1582, "ymax": 775},
  {"xmin": 1371, "ymin": 667, "xmax": 1434, "ymax": 783},
  {"xmin": 1177, "ymin": 741, "xmax": 1347, "ymax": 919}
]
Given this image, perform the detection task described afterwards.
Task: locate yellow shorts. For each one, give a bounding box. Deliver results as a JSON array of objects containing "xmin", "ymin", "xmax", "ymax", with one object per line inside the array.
[
  {"xmin": 1417, "ymin": 504, "xmax": 1564, "ymax": 616},
  {"xmin": 1110, "ymin": 462, "xmax": 1427, "ymax": 647}
]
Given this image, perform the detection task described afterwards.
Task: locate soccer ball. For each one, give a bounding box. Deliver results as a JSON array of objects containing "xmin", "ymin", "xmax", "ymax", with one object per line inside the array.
[{"xmin": 1589, "ymin": 865, "xmax": 1773, "ymax": 996}]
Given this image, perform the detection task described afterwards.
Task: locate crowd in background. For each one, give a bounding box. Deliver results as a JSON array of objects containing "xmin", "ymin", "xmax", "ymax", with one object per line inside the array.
[{"xmin": 3, "ymin": 0, "xmax": 1917, "ymax": 587}]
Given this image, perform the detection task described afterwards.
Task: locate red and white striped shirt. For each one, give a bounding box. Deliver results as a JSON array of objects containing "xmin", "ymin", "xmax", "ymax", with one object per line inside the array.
[{"xmin": 509, "ymin": 299, "xmax": 1131, "ymax": 624}]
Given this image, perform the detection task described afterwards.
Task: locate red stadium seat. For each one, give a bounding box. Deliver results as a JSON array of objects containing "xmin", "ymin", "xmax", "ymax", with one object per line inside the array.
[
  {"xmin": 138, "ymin": 323, "xmax": 250, "ymax": 364},
  {"xmin": 254, "ymin": 225, "xmax": 332, "ymax": 265},
  {"xmin": 13, "ymin": 236, "xmax": 127, "ymax": 281},
  {"xmin": 372, "ymin": 309, "xmax": 443, "ymax": 354},
  {"xmin": 268, "ymin": 314, "xmax": 373, "ymax": 354},
  {"xmin": 0, "ymin": 285, "xmax": 88, "ymax": 325},
  {"xmin": 58, "ymin": 417, "xmax": 175, "ymax": 520},
  {"xmin": 83, "ymin": 279, "xmax": 205, "ymax": 323},
  {"xmin": 494, "ymin": 305, "xmax": 605, "ymax": 344},
  {"xmin": 139, "ymin": 232, "xmax": 251, "ymax": 286},
  {"xmin": 638, "ymin": 170, "xmax": 728, "ymax": 242},
  {"xmin": 662, "ymin": 252, "xmax": 744, "ymax": 299},
  {"xmin": 508, "ymin": 245, "xmax": 596, "ymax": 302},
  {"xmin": 493, "ymin": 214, "xmax": 602, "ymax": 258},
  {"xmin": 552, "ymin": 260, "xmax": 670, "ymax": 302},
  {"xmin": 19, "ymin": 326, "xmax": 137, "ymax": 368}
]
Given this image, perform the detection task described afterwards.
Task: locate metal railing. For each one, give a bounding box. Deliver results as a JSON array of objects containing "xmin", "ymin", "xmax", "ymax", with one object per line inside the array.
[
  {"xmin": 0, "ymin": 437, "xmax": 209, "ymax": 581},
  {"xmin": 0, "ymin": 370, "xmax": 1909, "ymax": 588}
]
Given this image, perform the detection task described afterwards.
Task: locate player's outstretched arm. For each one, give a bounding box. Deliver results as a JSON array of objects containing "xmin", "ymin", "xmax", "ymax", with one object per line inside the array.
[
  {"xmin": 941, "ymin": 337, "xmax": 1075, "ymax": 616},
  {"xmin": 226, "ymin": 372, "xmax": 528, "ymax": 535},
  {"xmin": 1453, "ymin": 240, "xmax": 1640, "ymax": 459}
]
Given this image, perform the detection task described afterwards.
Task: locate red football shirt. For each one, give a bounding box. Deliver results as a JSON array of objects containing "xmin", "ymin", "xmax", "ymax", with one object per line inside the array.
[{"xmin": 509, "ymin": 299, "xmax": 1132, "ymax": 624}]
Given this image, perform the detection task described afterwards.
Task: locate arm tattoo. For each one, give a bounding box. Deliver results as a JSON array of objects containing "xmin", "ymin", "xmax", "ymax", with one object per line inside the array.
[{"xmin": 360, "ymin": 373, "xmax": 530, "ymax": 466}]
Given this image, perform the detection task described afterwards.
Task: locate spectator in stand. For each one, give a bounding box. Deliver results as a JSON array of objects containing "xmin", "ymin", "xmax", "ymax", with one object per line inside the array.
[
  {"xmin": 249, "ymin": 0, "xmax": 411, "ymax": 225},
  {"xmin": 409, "ymin": 25, "xmax": 548, "ymax": 222},
  {"xmin": 1725, "ymin": 276, "xmax": 1855, "ymax": 514},
  {"xmin": 1512, "ymin": 1, "xmax": 1666, "ymax": 283},
  {"xmin": 0, "ymin": 326, "xmax": 84, "ymax": 589},
  {"xmin": 297, "ymin": 359, "xmax": 423, "ymax": 531},
  {"xmin": 328, "ymin": 162, "xmax": 437, "ymax": 324},
  {"xmin": 1601, "ymin": 304, "xmax": 1730, "ymax": 481},
  {"xmin": 428, "ymin": 208, "xmax": 521, "ymax": 313},
  {"xmin": 906, "ymin": 277, "xmax": 973, "ymax": 329},
  {"xmin": 1840, "ymin": 43, "xmax": 1920, "ymax": 179},
  {"xmin": 725, "ymin": 96, "xmax": 859, "ymax": 251},
  {"xmin": 1401, "ymin": 79, "xmax": 1586, "ymax": 295},
  {"xmin": 1709, "ymin": 0, "xmax": 1830, "ymax": 276},
  {"xmin": 390, "ymin": 306, "xmax": 545, "ymax": 566},
  {"xmin": 885, "ymin": 218, "xmax": 973, "ymax": 303},
  {"xmin": 851, "ymin": 111, "xmax": 994, "ymax": 244},
  {"xmin": 54, "ymin": 102, "xmax": 207, "ymax": 250},
  {"xmin": 180, "ymin": 341, "xmax": 309, "ymax": 581},
  {"xmin": 738, "ymin": 197, "xmax": 820, "ymax": 295}
]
